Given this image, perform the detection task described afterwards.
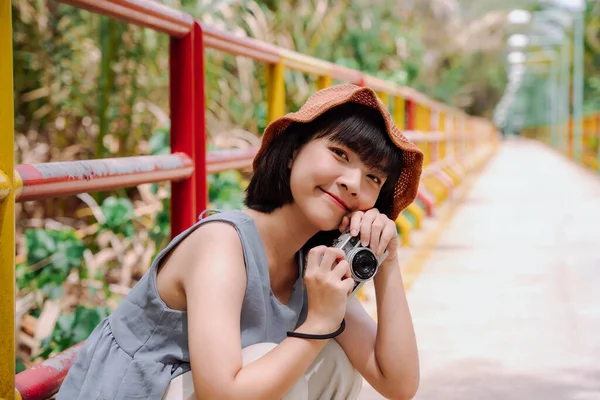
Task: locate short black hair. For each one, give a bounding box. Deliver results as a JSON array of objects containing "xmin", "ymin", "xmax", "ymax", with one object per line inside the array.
[
  {"xmin": 246, "ymin": 102, "xmax": 405, "ymax": 250},
  {"xmin": 245, "ymin": 102, "xmax": 403, "ymax": 217}
]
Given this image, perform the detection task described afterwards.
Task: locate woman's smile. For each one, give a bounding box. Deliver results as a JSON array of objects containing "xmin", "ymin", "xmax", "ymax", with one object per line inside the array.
[{"xmin": 318, "ymin": 187, "xmax": 350, "ymax": 212}]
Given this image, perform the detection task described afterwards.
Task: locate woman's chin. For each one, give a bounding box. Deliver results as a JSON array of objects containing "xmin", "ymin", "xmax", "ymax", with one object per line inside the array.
[
  {"xmin": 292, "ymin": 197, "xmax": 345, "ymax": 232},
  {"xmin": 306, "ymin": 208, "xmax": 343, "ymax": 232}
]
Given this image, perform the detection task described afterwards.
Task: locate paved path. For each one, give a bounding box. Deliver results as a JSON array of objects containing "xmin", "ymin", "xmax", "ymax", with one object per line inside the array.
[{"xmin": 359, "ymin": 138, "xmax": 600, "ymax": 399}]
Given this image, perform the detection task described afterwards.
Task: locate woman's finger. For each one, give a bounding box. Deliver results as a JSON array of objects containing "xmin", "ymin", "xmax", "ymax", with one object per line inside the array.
[
  {"xmin": 378, "ymin": 223, "xmax": 397, "ymax": 259},
  {"xmin": 338, "ymin": 215, "xmax": 350, "ymax": 233},
  {"xmin": 349, "ymin": 211, "xmax": 364, "ymax": 237},
  {"xmin": 331, "ymin": 259, "xmax": 351, "ymax": 280},
  {"xmin": 369, "ymin": 215, "xmax": 385, "ymax": 254},
  {"xmin": 306, "ymin": 246, "xmax": 327, "ymax": 271},
  {"xmin": 341, "ymin": 276, "xmax": 356, "ymax": 296},
  {"xmin": 320, "ymin": 247, "xmax": 345, "ymax": 270},
  {"xmin": 359, "ymin": 209, "xmax": 379, "ymax": 246}
]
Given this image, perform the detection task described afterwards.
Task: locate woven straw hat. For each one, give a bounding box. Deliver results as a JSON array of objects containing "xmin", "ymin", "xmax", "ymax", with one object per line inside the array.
[{"xmin": 253, "ymin": 84, "xmax": 424, "ymax": 220}]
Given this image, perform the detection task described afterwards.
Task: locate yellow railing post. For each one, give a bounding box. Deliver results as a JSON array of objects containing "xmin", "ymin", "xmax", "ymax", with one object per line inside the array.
[
  {"xmin": 393, "ymin": 96, "xmax": 405, "ymax": 130},
  {"xmin": 316, "ymin": 75, "xmax": 332, "ymax": 90},
  {"xmin": 415, "ymin": 104, "xmax": 431, "ymax": 165},
  {"xmin": 266, "ymin": 59, "xmax": 285, "ymax": 124},
  {"xmin": 430, "ymin": 109, "xmax": 439, "ymax": 163},
  {"xmin": 376, "ymin": 91, "xmax": 389, "ymax": 109},
  {"xmin": 0, "ymin": 0, "xmax": 16, "ymax": 398},
  {"xmin": 460, "ymin": 116, "xmax": 467, "ymax": 161},
  {"xmin": 452, "ymin": 114, "xmax": 458, "ymax": 160},
  {"xmin": 414, "ymin": 105, "xmax": 423, "ymax": 163},
  {"xmin": 439, "ymin": 111, "xmax": 446, "ymax": 162},
  {"xmin": 424, "ymin": 106, "xmax": 432, "ymax": 164},
  {"xmin": 466, "ymin": 119, "xmax": 472, "ymax": 155}
]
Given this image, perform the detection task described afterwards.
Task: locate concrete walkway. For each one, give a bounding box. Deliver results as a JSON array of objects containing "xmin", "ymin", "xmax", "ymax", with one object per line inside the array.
[{"xmin": 359, "ymin": 137, "xmax": 600, "ymax": 399}]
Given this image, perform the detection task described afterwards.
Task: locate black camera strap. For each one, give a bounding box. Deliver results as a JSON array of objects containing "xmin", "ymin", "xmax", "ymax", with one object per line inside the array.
[{"xmin": 286, "ymin": 319, "xmax": 346, "ymax": 340}]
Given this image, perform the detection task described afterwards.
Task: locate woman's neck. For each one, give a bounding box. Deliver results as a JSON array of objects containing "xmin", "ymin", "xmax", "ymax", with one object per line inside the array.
[{"xmin": 243, "ymin": 204, "xmax": 318, "ymax": 270}]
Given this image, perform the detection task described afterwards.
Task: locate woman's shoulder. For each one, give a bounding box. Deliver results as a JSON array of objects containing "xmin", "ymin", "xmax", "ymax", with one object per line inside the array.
[
  {"xmin": 157, "ymin": 209, "xmax": 257, "ymax": 282},
  {"xmin": 179, "ymin": 211, "xmax": 247, "ymax": 254},
  {"xmin": 197, "ymin": 209, "xmax": 252, "ymax": 225},
  {"xmin": 158, "ymin": 211, "xmax": 247, "ymax": 289}
]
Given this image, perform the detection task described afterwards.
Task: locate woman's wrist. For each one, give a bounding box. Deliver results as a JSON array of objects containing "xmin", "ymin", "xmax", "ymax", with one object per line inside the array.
[
  {"xmin": 374, "ymin": 256, "xmax": 402, "ymax": 285},
  {"xmin": 295, "ymin": 316, "xmax": 342, "ymax": 337},
  {"xmin": 288, "ymin": 319, "xmax": 345, "ymax": 340}
]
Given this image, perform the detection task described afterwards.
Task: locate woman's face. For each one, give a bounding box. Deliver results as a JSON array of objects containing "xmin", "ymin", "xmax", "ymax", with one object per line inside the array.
[{"xmin": 289, "ymin": 136, "xmax": 387, "ymax": 231}]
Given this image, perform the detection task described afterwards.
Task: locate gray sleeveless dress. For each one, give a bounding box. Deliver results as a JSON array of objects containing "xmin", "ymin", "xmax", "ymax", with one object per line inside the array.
[{"xmin": 57, "ymin": 210, "xmax": 308, "ymax": 399}]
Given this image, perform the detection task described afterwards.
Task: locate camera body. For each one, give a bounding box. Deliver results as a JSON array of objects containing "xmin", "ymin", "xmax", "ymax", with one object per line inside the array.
[{"xmin": 332, "ymin": 233, "xmax": 389, "ymax": 297}]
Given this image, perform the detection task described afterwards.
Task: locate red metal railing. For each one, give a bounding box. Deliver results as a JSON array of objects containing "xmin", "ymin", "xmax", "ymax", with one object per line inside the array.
[
  {"xmin": 13, "ymin": 148, "xmax": 259, "ymax": 203},
  {"xmin": 15, "ymin": 343, "xmax": 84, "ymax": 400},
  {"xmin": 169, "ymin": 20, "xmax": 205, "ymax": 236},
  {"xmin": 15, "ymin": 154, "xmax": 193, "ymax": 202},
  {"xmin": 6, "ymin": 0, "xmax": 499, "ymax": 398},
  {"xmin": 60, "ymin": 0, "xmax": 194, "ymax": 37}
]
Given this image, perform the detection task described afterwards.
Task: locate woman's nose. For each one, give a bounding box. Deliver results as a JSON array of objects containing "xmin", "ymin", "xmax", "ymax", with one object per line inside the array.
[{"xmin": 339, "ymin": 170, "xmax": 361, "ymax": 197}]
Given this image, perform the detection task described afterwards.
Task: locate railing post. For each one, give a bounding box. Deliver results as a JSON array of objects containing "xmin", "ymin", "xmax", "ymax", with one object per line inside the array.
[
  {"xmin": 446, "ymin": 113, "xmax": 453, "ymax": 160},
  {"xmin": 449, "ymin": 114, "xmax": 455, "ymax": 160},
  {"xmin": 465, "ymin": 119, "xmax": 471, "ymax": 157},
  {"xmin": 393, "ymin": 96, "xmax": 405, "ymax": 130},
  {"xmin": 316, "ymin": 75, "xmax": 332, "ymax": 90},
  {"xmin": 430, "ymin": 109, "xmax": 438, "ymax": 163},
  {"xmin": 0, "ymin": 1, "xmax": 16, "ymax": 398},
  {"xmin": 460, "ymin": 116, "xmax": 466, "ymax": 162},
  {"xmin": 438, "ymin": 111, "xmax": 446, "ymax": 162},
  {"xmin": 266, "ymin": 60, "xmax": 285, "ymax": 123},
  {"xmin": 193, "ymin": 23, "xmax": 207, "ymax": 218},
  {"xmin": 406, "ymin": 99, "xmax": 415, "ymax": 131},
  {"xmin": 415, "ymin": 104, "xmax": 431, "ymax": 166},
  {"xmin": 597, "ymin": 113, "xmax": 600, "ymax": 173},
  {"xmin": 474, "ymin": 120, "xmax": 478, "ymax": 153},
  {"xmin": 170, "ymin": 26, "xmax": 202, "ymax": 237},
  {"xmin": 376, "ymin": 91, "xmax": 389, "ymax": 109}
]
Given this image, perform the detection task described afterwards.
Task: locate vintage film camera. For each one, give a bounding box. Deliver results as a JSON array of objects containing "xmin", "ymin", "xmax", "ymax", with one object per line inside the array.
[{"xmin": 332, "ymin": 232, "xmax": 389, "ymax": 297}]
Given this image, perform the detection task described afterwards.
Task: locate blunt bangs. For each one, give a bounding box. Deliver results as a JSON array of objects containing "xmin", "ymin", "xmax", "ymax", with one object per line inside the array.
[{"xmin": 313, "ymin": 103, "xmax": 403, "ymax": 179}]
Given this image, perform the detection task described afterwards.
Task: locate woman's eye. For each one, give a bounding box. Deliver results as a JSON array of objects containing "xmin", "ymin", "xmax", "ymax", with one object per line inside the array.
[
  {"xmin": 331, "ymin": 148, "xmax": 348, "ymax": 160},
  {"xmin": 368, "ymin": 175, "xmax": 382, "ymax": 184}
]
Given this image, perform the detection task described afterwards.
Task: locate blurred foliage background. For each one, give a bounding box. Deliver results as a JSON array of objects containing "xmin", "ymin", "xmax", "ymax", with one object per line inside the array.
[{"xmin": 10, "ymin": 0, "xmax": 600, "ymax": 368}]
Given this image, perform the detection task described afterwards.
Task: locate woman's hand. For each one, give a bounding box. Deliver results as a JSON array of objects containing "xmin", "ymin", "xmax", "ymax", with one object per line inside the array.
[
  {"xmin": 339, "ymin": 209, "xmax": 398, "ymax": 262},
  {"xmin": 303, "ymin": 246, "xmax": 356, "ymax": 333}
]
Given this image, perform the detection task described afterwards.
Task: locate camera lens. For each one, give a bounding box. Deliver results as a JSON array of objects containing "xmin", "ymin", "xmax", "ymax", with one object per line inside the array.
[{"xmin": 351, "ymin": 250, "xmax": 378, "ymax": 280}]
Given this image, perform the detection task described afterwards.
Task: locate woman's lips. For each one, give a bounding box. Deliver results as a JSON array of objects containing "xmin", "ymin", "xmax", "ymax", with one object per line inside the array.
[{"xmin": 319, "ymin": 188, "xmax": 350, "ymax": 212}]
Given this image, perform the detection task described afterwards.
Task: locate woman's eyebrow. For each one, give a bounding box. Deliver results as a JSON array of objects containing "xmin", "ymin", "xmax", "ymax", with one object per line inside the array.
[
  {"xmin": 334, "ymin": 141, "xmax": 389, "ymax": 176},
  {"xmin": 364, "ymin": 162, "xmax": 388, "ymax": 178}
]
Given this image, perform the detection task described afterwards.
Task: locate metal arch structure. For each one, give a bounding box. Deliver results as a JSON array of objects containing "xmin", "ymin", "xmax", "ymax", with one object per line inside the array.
[{"xmin": 497, "ymin": 1, "xmax": 587, "ymax": 162}]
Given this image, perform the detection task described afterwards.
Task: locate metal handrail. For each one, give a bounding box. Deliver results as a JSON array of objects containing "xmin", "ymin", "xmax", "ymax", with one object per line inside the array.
[
  {"xmin": 15, "ymin": 153, "xmax": 193, "ymax": 202},
  {"xmin": 60, "ymin": 0, "xmax": 193, "ymax": 37},
  {"xmin": 11, "ymin": 148, "xmax": 263, "ymax": 202}
]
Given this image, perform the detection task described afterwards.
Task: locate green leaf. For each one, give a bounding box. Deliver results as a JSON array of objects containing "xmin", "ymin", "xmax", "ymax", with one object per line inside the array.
[
  {"xmin": 149, "ymin": 127, "xmax": 170, "ymax": 155},
  {"xmin": 71, "ymin": 306, "xmax": 102, "ymax": 343},
  {"xmin": 208, "ymin": 170, "xmax": 245, "ymax": 210},
  {"xmin": 22, "ymin": 229, "xmax": 85, "ymax": 295},
  {"xmin": 16, "ymin": 357, "xmax": 26, "ymax": 374},
  {"xmin": 100, "ymin": 196, "xmax": 136, "ymax": 238}
]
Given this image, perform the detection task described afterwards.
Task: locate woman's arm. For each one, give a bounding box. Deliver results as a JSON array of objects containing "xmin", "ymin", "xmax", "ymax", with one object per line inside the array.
[
  {"xmin": 180, "ymin": 223, "xmax": 340, "ymax": 400},
  {"xmin": 336, "ymin": 259, "xmax": 420, "ymax": 400}
]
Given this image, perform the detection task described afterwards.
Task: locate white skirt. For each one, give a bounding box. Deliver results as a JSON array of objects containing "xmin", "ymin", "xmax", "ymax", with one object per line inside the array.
[{"xmin": 162, "ymin": 339, "xmax": 363, "ymax": 400}]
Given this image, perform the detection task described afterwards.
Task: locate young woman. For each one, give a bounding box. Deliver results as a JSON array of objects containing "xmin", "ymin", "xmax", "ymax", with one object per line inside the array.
[{"xmin": 57, "ymin": 84, "xmax": 424, "ymax": 400}]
